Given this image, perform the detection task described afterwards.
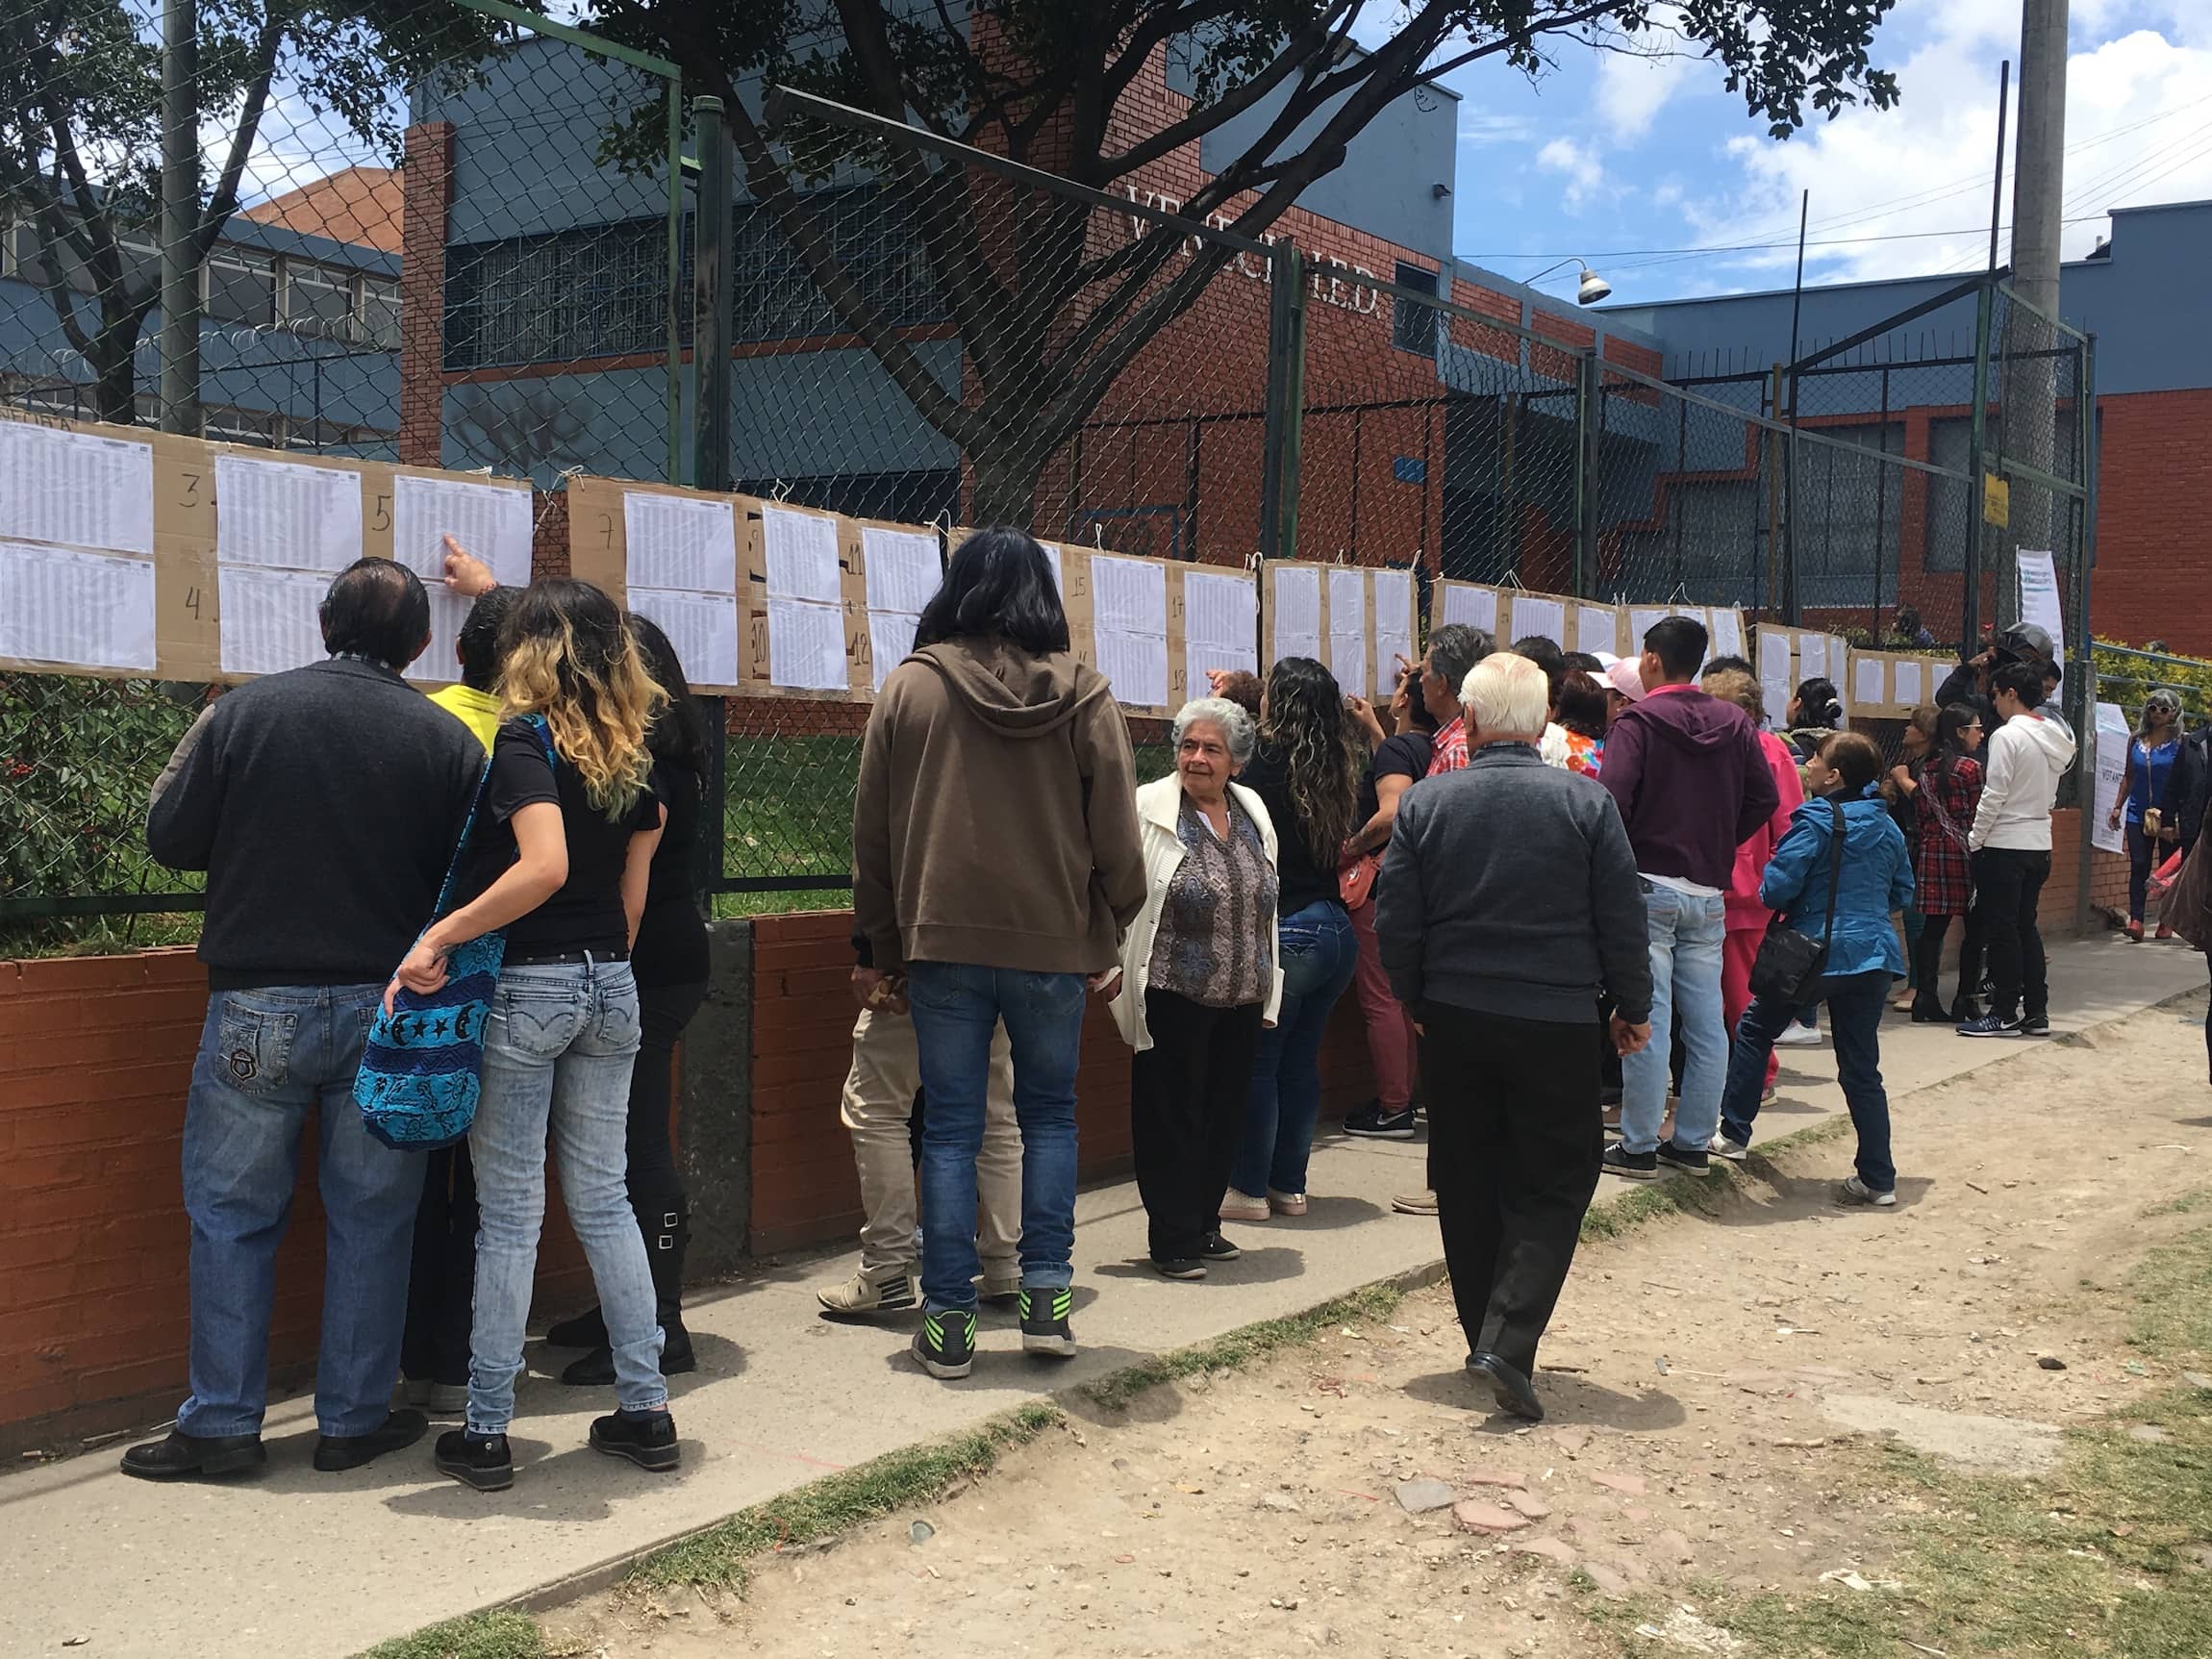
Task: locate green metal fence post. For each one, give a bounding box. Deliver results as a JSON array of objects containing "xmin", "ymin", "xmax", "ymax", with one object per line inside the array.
[
  {"xmin": 1572, "ymin": 350, "xmax": 1600, "ymax": 600},
  {"xmin": 2074, "ymin": 333, "xmax": 2099, "ymax": 936},
  {"xmin": 1963, "ymin": 276, "xmax": 1994, "ymax": 653},
  {"xmin": 690, "ymin": 96, "xmax": 731, "ymax": 493},
  {"xmin": 1259, "ymin": 244, "xmax": 1306, "ymax": 564},
  {"xmin": 666, "ymin": 73, "xmax": 685, "ymax": 484}
]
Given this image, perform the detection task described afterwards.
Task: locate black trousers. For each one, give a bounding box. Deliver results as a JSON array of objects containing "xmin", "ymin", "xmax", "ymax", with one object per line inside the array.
[
  {"xmin": 1912, "ymin": 912, "xmax": 1982, "ymax": 1009},
  {"xmin": 401, "ymin": 1142, "xmax": 477, "ymax": 1386},
  {"xmin": 629, "ymin": 979, "xmax": 708, "ymax": 1299},
  {"xmin": 1972, "ymin": 848, "xmax": 2050, "ymax": 1020},
  {"xmin": 1131, "ymin": 989, "xmax": 1265, "ymax": 1261},
  {"xmin": 1420, "ymin": 1002, "xmax": 1603, "ymax": 1377}
]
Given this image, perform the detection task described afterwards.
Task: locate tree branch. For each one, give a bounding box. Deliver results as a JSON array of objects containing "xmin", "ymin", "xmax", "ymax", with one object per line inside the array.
[{"xmin": 193, "ymin": 9, "xmax": 289, "ymax": 264}]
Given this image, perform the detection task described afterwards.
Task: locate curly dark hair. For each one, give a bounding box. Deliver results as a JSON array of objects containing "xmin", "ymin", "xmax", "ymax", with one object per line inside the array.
[{"xmin": 1259, "ymin": 657, "xmax": 1362, "ymax": 865}]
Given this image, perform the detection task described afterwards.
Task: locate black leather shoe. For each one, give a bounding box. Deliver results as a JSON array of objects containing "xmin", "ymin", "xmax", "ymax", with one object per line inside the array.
[
  {"xmin": 543, "ymin": 1305, "xmax": 607, "ymax": 1349},
  {"xmin": 590, "ymin": 1409, "xmax": 681, "ymax": 1471},
  {"xmin": 313, "ymin": 1408, "xmax": 428, "ymax": 1472},
  {"xmin": 560, "ymin": 1320, "xmax": 695, "ymax": 1387},
  {"xmin": 435, "ymin": 1428, "xmax": 515, "ymax": 1492},
  {"xmin": 1466, "ymin": 1351, "xmax": 1546, "ymax": 1422},
  {"xmin": 120, "ymin": 1428, "xmax": 266, "ymax": 1481}
]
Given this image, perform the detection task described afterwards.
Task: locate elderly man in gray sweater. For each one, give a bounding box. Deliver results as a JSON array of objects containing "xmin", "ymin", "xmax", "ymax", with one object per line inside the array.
[{"xmin": 1375, "ymin": 652, "xmax": 1653, "ymax": 1423}]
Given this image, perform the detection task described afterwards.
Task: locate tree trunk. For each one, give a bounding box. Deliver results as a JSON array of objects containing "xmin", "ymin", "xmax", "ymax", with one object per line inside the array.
[
  {"xmin": 967, "ymin": 440, "xmax": 1052, "ymax": 530},
  {"xmin": 88, "ymin": 319, "xmax": 143, "ymax": 425}
]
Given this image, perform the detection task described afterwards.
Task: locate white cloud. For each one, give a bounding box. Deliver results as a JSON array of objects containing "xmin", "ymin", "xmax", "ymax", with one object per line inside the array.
[
  {"xmin": 1672, "ymin": 5, "xmax": 2212, "ymax": 288},
  {"xmin": 1593, "ymin": 40, "xmax": 1699, "ymax": 143},
  {"xmin": 1459, "ymin": 111, "xmax": 1537, "ymax": 147},
  {"xmin": 1537, "ymin": 136, "xmax": 1605, "ymax": 210}
]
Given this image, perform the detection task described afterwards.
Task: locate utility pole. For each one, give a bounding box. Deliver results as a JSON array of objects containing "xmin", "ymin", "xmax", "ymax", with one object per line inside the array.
[
  {"xmin": 1998, "ymin": 0, "xmax": 2069, "ymax": 625},
  {"xmin": 158, "ymin": 0, "xmax": 201, "ymax": 435}
]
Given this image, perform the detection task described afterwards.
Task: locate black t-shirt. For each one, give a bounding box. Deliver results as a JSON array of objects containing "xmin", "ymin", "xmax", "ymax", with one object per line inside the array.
[
  {"xmin": 476, "ymin": 718, "xmax": 663, "ymax": 956},
  {"xmin": 634, "ymin": 758, "xmax": 711, "ymax": 988},
  {"xmin": 1357, "ymin": 730, "xmax": 1432, "ymax": 826},
  {"xmin": 1240, "ymin": 742, "xmax": 1345, "ymax": 919}
]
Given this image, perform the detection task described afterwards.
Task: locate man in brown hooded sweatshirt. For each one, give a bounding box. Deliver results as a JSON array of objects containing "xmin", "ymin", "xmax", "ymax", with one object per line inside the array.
[{"xmin": 853, "ymin": 526, "xmax": 1145, "ymax": 1380}]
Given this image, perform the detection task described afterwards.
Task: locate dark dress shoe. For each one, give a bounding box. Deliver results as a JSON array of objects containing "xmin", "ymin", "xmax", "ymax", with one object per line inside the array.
[
  {"xmin": 435, "ymin": 1428, "xmax": 515, "ymax": 1491},
  {"xmin": 120, "ymin": 1428, "xmax": 266, "ymax": 1481},
  {"xmin": 1466, "ymin": 1351, "xmax": 1546, "ymax": 1422},
  {"xmin": 314, "ymin": 1408, "xmax": 429, "ymax": 1472},
  {"xmin": 559, "ymin": 1323, "xmax": 694, "ymax": 1387}
]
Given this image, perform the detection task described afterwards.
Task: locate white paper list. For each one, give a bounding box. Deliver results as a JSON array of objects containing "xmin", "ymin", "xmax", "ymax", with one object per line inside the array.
[
  {"xmin": 767, "ymin": 597, "xmax": 849, "ymax": 691},
  {"xmin": 762, "ymin": 506, "xmax": 842, "ymax": 605},
  {"xmin": 1627, "ymin": 607, "xmax": 1670, "ymax": 649},
  {"xmin": 1758, "ymin": 627, "xmax": 1795, "ymax": 731},
  {"xmin": 861, "ymin": 527, "xmax": 941, "ymax": 616},
  {"xmin": 623, "ymin": 492, "xmax": 735, "ymax": 593},
  {"xmin": 868, "ymin": 612, "xmax": 921, "ymax": 692},
  {"xmin": 1894, "ymin": 659, "xmax": 1923, "ymax": 708},
  {"xmin": 1827, "ymin": 637, "xmax": 1850, "ymax": 715},
  {"xmin": 1270, "ymin": 566, "xmax": 1321, "ymax": 662},
  {"xmin": 1441, "ymin": 584, "xmax": 1496, "ymax": 636},
  {"xmin": 1093, "ymin": 555, "xmax": 1169, "ymax": 708},
  {"xmin": 1710, "ymin": 607, "xmax": 1746, "ymax": 664},
  {"xmin": 1040, "ymin": 542, "xmax": 1065, "ymax": 595},
  {"xmin": 628, "ymin": 588, "xmax": 740, "ymax": 691},
  {"xmin": 1183, "ymin": 568, "xmax": 1258, "ymax": 698},
  {"xmin": 1509, "ymin": 594, "xmax": 1567, "ymax": 649},
  {"xmin": 1371, "ymin": 569, "xmax": 1416, "ymax": 688},
  {"xmin": 219, "ymin": 566, "xmax": 334, "ymax": 676},
  {"xmin": 0, "ymin": 422, "xmax": 155, "ymax": 556},
  {"xmin": 214, "ymin": 455, "xmax": 363, "ymax": 572},
  {"xmin": 0, "ymin": 540, "xmax": 157, "ymax": 671},
  {"xmin": 1576, "ymin": 605, "xmax": 1618, "ymax": 658},
  {"xmin": 1854, "ymin": 655, "xmax": 1887, "ymax": 708},
  {"xmin": 1095, "ymin": 628, "xmax": 1169, "ymax": 712},
  {"xmin": 1796, "ymin": 632, "xmax": 1827, "ymax": 687},
  {"xmin": 391, "ymin": 475, "xmax": 533, "ymax": 587},
  {"xmin": 1326, "ymin": 568, "xmax": 1368, "ymax": 698}
]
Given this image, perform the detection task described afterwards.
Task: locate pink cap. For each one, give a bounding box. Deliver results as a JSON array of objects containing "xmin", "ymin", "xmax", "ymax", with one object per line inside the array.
[{"xmin": 1605, "ymin": 658, "xmax": 1645, "ymax": 702}]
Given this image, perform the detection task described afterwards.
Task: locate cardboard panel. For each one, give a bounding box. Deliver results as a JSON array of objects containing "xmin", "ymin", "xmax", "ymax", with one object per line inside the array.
[
  {"xmin": 1170, "ymin": 562, "xmax": 1259, "ymax": 709},
  {"xmin": 740, "ymin": 497, "xmax": 864, "ymax": 703},
  {"xmin": 566, "ymin": 473, "xmax": 746, "ymax": 695}
]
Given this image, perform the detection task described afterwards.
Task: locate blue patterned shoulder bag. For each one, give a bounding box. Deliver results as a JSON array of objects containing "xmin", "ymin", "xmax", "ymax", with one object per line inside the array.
[{"xmin": 356, "ymin": 717, "xmax": 556, "ymax": 1149}]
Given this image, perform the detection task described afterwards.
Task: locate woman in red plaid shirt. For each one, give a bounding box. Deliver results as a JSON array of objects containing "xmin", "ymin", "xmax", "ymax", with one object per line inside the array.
[{"xmin": 1901, "ymin": 704, "xmax": 1985, "ymax": 1021}]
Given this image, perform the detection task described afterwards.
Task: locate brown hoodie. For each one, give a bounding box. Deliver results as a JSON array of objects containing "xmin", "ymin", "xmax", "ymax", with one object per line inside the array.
[{"xmin": 854, "ymin": 637, "xmax": 1146, "ymax": 974}]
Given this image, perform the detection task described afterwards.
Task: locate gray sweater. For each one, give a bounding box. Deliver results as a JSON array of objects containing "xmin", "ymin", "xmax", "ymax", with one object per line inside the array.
[{"xmin": 1374, "ymin": 743, "xmax": 1652, "ymax": 1025}]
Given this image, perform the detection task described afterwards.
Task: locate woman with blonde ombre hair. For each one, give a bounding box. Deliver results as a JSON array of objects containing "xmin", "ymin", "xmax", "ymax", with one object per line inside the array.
[{"xmin": 388, "ymin": 579, "xmax": 681, "ymax": 1493}]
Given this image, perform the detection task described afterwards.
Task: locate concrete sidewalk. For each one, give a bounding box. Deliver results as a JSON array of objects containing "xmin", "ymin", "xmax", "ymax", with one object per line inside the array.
[{"xmin": 7, "ymin": 934, "xmax": 2203, "ymax": 1659}]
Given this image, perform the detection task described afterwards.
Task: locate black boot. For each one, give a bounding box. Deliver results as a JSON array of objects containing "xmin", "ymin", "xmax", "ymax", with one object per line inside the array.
[
  {"xmin": 561, "ymin": 1197, "xmax": 694, "ymax": 1386},
  {"xmin": 542, "ymin": 1304, "xmax": 607, "ymax": 1349}
]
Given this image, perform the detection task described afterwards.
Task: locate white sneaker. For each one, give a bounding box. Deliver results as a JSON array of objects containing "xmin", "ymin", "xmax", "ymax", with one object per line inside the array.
[
  {"xmin": 1219, "ymin": 1188, "xmax": 1271, "ymax": 1223},
  {"xmin": 1772, "ymin": 1021, "xmax": 1822, "ymax": 1047},
  {"xmin": 1708, "ymin": 1134, "xmax": 1750, "ymax": 1162},
  {"xmin": 817, "ymin": 1268, "xmax": 920, "ymax": 1315},
  {"xmin": 1835, "ymin": 1176, "xmax": 1897, "ymax": 1208}
]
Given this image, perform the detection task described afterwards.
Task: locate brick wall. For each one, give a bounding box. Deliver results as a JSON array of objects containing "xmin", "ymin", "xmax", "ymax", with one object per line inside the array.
[
  {"xmin": 399, "ymin": 121, "xmax": 455, "ymax": 469},
  {"xmin": 745, "ymin": 910, "xmax": 1374, "ymax": 1258},
  {"xmin": 1, "ymin": 950, "xmax": 590, "ymax": 1449},
  {"xmin": 2091, "ymin": 389, "xmax": 2212, "ymax": 656}
]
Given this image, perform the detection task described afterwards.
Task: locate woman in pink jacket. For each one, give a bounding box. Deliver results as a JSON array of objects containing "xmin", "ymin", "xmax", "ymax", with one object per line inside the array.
[{"xmin": 1702, "ymin": 668, "xmax": 1804, "ymax": 1098}]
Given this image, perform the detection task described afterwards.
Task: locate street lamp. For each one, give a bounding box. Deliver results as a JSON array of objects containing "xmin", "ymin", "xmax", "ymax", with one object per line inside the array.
[{"xmin": 1521, "ymin": 257, "xmax": 1613, "ymax": 305}]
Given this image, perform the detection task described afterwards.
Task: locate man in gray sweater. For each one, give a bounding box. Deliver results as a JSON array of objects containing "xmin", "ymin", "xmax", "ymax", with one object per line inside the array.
[{"xmin": 1375, "ymin": 652, "xmax": 1652, "ymax": 1423}]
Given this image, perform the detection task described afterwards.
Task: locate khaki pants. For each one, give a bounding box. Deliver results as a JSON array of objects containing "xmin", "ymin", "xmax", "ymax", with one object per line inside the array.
[{"xmin": 840, "ymin": 1007, "xmax": 1021, "ymax": 1279}]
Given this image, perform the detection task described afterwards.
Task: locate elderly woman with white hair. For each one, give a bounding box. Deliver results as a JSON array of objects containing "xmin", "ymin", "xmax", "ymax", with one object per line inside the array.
[
  {"xmin": 1374, "ymin": 652, "xmax": 1652, "ymax": 1422},
  {"xmin": 1101, "ymin": 696, "xmax": 1284, "ymax": 1279}
]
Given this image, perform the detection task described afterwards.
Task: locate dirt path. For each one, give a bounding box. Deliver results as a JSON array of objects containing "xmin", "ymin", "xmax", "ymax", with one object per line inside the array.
[{"xmin": 547, "ymin": 993, "xmax": 2212, "ymax": 1659}]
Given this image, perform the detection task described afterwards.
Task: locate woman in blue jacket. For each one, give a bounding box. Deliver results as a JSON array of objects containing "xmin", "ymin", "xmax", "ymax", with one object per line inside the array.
[{"xmin": 1710, "ymin": 731, "xmax": 1916, "ymax": 1205}]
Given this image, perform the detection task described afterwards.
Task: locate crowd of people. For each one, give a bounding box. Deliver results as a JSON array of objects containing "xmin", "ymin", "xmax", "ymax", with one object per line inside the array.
[{"xmin": 119, "ymin": 524, "xmax": 2183, "ymax": 1484}]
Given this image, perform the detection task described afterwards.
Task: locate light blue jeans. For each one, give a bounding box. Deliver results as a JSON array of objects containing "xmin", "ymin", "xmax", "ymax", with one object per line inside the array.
[
  {"xmin": 1621, "ymin": 885, "xmax": 1729, "ymax": 1156},
  {"xmin": 905, "ymin": 962, "xmax": 1088, "ymax": 1315},
  {"xmin": 467, "ymin": 959, "xmax": 665, "ymax": 1434},
  {"xmin": 1231, "ymin": 900, "xmax": 1358, "ymax": 1198},
  {"xmin": 178, "ymin": 984, "xmax": 422, "ymax": 1438}
]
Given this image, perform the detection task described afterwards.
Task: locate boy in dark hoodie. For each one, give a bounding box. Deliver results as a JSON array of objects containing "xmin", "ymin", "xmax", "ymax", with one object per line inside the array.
[{"xmin": 1598, "ymin": 616, "xmax": 1780, "ymax": 1179}]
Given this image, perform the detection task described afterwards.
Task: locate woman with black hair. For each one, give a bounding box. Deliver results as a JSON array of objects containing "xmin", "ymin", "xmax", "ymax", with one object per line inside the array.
[
  {"xmin": 1901, "ymin": 704, "xmax": 1985, "ymax": 1021},
  {"xmin": 1222, "ymin": 657, "xmax": 1363, "ymax": 1222},
  {"xmin": 854, "ymin": 525, "xmax": 1144, "ymax": 1379},
  {"xmin": 1785, "ymin": 677, "xmax": 1844, "ymax": 764},
  {"xmin": 545, "ymin": 613, "xmax": 715, "ymax": 1385}
]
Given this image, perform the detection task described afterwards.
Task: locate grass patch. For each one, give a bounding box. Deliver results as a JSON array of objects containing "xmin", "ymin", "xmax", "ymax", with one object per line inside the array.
[
  {"xmin": 1079, "ymin": 1280, "xmax": 1410, "ymax": 1413},
  {"xmin": 358, "ymin": 1612, "xmax": 546, "ymax": 1659},
  {"xmin": 627, "ymin": 1400, "xmax": 1064, "ymax": 1595},
  {"xmin": 1577, "ymin": 1114, "xmax": 1853, "ymax": 1244},
  {"xmin": 1624, "ymin": 1194, "xmax": 2212, "ymax": 1658}
]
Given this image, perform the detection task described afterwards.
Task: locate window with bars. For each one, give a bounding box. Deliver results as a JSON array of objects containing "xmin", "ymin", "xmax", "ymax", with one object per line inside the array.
[{"xmin": 1391, "ymin": 262, "xmax": 1439, "ymax": 356}]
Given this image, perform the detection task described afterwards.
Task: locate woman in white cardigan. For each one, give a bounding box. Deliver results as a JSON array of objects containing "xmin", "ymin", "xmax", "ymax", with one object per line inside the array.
[{"xmin": 1099, "ymin": 697, "xmax": 1285, "ymax": 1279}]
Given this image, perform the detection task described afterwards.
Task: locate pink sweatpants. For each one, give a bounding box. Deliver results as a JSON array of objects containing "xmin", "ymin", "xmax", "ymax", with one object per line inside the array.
[
  {"xmin": 1722, "ymin": 926, "xmax": 1780, "ymax": 1092},
  {"xmin": 1348, "ymin": 897, "xmax": 1419, "ymax": 1111}
]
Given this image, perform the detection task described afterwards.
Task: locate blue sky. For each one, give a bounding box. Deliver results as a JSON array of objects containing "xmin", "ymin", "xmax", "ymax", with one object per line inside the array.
[{"xmin": 1395, "ymin": 0, "xmax": 2212, "ymax": 307}]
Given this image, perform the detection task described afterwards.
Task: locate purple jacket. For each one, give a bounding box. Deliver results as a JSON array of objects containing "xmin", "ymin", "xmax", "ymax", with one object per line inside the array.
[{"xmin": 1599, "ymin": 685, "xmax": 1780, "ymax": 892}]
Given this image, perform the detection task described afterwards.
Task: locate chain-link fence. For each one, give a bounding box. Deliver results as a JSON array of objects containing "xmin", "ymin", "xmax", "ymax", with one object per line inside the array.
[{"xmin": 0, "ymin": 7, "xmax": 2101, "ymax": 951}]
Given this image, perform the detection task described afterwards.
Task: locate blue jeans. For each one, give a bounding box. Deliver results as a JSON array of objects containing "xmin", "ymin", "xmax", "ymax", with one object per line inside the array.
[
  {"xmin": 468, "ymin": 960, "xmax": 664, "ymax": 1434},
  {"xmin": 1621, "ymin": 885, "xmax": 1728, "ymax": 1156},
  {"xmin": 1719, "ymin": 968, "xmax": 1895, "ymax": 1193},
  {"xmin": 907, "ymin": 962, "xmax": 1088, "ymax": 1315},
  {"xmin": 1231, "ymin": 900, "xmax": 1357, "ymax": 1198},
  {"xmin": 178, "ymin": 984, "xmax": 421, "ymax": 1438}
]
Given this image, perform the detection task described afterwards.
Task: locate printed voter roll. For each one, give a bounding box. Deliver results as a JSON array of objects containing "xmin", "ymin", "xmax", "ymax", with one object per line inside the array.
[
  {"xmin": 1371, "ymin": 568, "xmax": 1416, "ymax": 691},
  {"xmin": 629, "ymin": 587, "xmax": 740, "ymax": 690},
  {"xmin": 624, "ymin": 491, "xmax": 735, "ymax": 593},
  {"xmin": 218, "ymin": 566, "xmax": 334, "ymax": 677},
  {"xmin": 1326, "ymin": 567, "xmax": 1367, "ymax": 699},
  {"xmin": 1183, "ymin": 568, "xmax": 1257, "ymax": 701},
  {"xmin": 1440, "ymin": 583, "xmax": 1496, "ymax": 636},
  {"xmin": 1576, "ymin": 604, "xmax": 1618, "ymax": 659},
  {"xmin": 214, "ymin": 454, "xmax": 364, "ymax": 572},
  {"xmin": 0, "ymin": 540, "xmax": 157, "ymax": 672},
  {"xmin": 0, "ymin": 422, "xmax": 154, "ymax": 557},
  {"xmin": 1092, "ymin": 553, "xmax": 1169, "ymax": 709},
  {"xmin": 392, "ymin": 474, "xmax": 535, "ymax": 685},
  {"xmin": 1508, "ymin": 594, "xmax": 1566, "ymax": 651},
  {"xmin": 1270, "ymin": 566, "xmax": 1321, "ymax": 662}
]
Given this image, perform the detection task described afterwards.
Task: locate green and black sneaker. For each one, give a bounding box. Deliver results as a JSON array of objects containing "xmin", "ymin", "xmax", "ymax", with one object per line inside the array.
[
  {"xmin": 1018, "ymin": 1287, "xmax": 1077, "ymax": 1359},
  {"xmin": 913, "ymin": 1308, "xmax": 976, "ymax": 1379}
]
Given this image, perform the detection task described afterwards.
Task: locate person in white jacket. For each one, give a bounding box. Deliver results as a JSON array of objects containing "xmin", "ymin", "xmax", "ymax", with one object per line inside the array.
[
  {"xmin": 1961, "ymin": 661, "xmax": 2077, "ymax": 1038},
  {"xmin": 1100, "ymin": 697, "xmax": 1285, "ymax": 1279}
]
